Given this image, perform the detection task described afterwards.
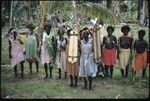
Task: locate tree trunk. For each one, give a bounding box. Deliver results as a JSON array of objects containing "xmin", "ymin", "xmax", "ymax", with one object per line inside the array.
[
  {"xmin": 39, "ymin": 1, "xmax": 48, "ymax": 32},
  {"xmin": 111, "ymin": 1, "xmax": 120, "ymax": 22},
  {"xmin": 137, "ymin": 0, "xmax": 142, "ymax": 20},
  {"xmin": 28, "ymin": 1, "xmax": 32, "ymax": 22},
  {"xmin": 139, "ymin": 0, "xmax": 149, "ymax": 26},
  {"xmin": 10, "ymin": 1, "xmax": 13, "ymax": 28},
  {"xmin": 106, "ymin": 0, "xmax": 112, "ymax": 10}
]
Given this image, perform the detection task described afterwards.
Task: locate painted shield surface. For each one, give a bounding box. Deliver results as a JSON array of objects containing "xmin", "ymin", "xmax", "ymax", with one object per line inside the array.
[
  {"xmin": 68, "ymin": 30, "xmax": 78, "ymax": 64},
  {"xmin": 93, "ymin": 26, "xmax": 102, "ymax": 63}
]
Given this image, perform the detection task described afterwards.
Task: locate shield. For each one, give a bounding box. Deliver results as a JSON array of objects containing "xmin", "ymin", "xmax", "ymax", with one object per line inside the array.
[
  {"xmin": 93, "ymin": 25, "xmax": 102, "ymax": 63},
  {"xmin": 68, "ymin": 30, "xmax": 78, "ymax": 64},
  {"xmin": 17, "ymin": 28, "xmax": 29, "ymax": 48}
]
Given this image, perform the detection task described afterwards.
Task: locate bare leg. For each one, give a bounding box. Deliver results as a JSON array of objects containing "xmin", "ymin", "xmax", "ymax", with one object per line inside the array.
[
  {"xmin": 35, "ymin": 60, "xmax": 39, "ymax": 73},
  {"xmin": 20, "ymin": 61, "xmax": 24, "ymax": 79},
  {"xmin": 14, "ymin": 65, "xmax": 17, "ymax": 77},
  {"xmin": 44, "ymin": 63, "xmax": 48, "ymax": 79},
  {"xmin": 110, "ymin": 65, "xmax": 114, "ymax": 78}
]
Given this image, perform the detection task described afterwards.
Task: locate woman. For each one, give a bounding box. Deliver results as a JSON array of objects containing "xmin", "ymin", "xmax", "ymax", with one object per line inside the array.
[
  {"xmin": 56, "ymin": 30, "xmax": 67, "ymax": 79},
  {"xmin": 133, "ymin": 30, "xmax": 148, "ymax": 77},
  {"xmin": 118, "ymin": 25, "xmax": 133, "ymax": 77},
  {"xmin": 25, "ymin": 24, "xmax": 39, "ymax": 74},
  {"xmin": 8, "ymin": 28, "xmax": 25, "ymax": 79},
  {"xmin": 102, "ymin": 26, "xmax": 117, "ymax": 78},
  {"xmin": 79, "ymin": 30, "xmax": 97, "ymax": 90},
  {"xmin": 66, "ymin": 29, "xmax": 79, "ymax": 87},
  {"xmin": 39, "ymin": 25, "xmax": 53, "ymax": 79}
]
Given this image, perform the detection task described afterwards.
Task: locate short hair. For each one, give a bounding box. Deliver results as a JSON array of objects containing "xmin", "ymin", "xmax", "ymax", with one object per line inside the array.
[
  {"xmin": 121, "ymin": 25, "xmax": 130, "ymax": 33},
  {"xmin": 97, "ymin": 20, "xmax": 104, "ymax": 26},
  {"xmin": 138, "ymin": 30, "xmax": 145, "ymax": 36},
  {"xmin": 8, "ymin": 28, "xmax": 15, "ymax": 33},
  {"xmin": 26, "ymin": 24, "xmax": 35, "ymax": 31},
  {"xmin": 107, "ymin": 26, "xmax": 114, "ymax": 32},
  {"xmin": 67, "ymin": 29, "xmax": 72, "ymax": 34},
  {"xmin": 82, "ymin": 27, "xmax": 89, "ymax": 31}
]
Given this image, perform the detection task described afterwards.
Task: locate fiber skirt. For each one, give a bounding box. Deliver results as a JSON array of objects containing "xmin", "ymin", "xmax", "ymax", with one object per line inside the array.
[
  {"xmin": 119, "ymin": 48, "xmax": 130, "ymax": 70},
  {"xmin": 66, "ymin": 60, "xmax": 79, "ymax": 76},
  {"xmin": 133, "ymin": 51, "xmax": 147, "ymax": 72},
  {"xmin": 103, "ymin": 48, "xmax": 116, "ymax": 66}
]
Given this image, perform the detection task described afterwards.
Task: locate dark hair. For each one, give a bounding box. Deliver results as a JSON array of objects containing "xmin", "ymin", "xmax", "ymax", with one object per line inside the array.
[
  {"xmin": 121, "ymin": 25, "xmax": 130, "ymax": 33},
  {"xmin": 8, "ymin": 28, "xmax": 15, "ymax": 33},
  {"xmin": 67, "ymin": 29, "xmax": 72, "ymax": 37},
  {"xmin": 82, "ymin": 27, "xmax": 88, "ymax": 31},
  {"xmin": 67, "ymin": 29, "xmax": 72, "ymax": 34},
  {"xmin": 97, "ymin": 20, "xmax": 104, "ymax": 26},
  {"xmin": 107, "ymin": 26, "xmax": 114, "ymax": 32},
  {"xmin": 138, "ymin": 30, "xmax": 145, "ymax": 36},
  {"xmin": 26, "ymin": 24, "xmax": 35, "ymax": 31}
]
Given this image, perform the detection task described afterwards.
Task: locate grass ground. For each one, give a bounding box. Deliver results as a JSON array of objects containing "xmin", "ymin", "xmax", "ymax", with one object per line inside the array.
[{"xmin": 1, "ymin": 25, "xmax": 149, "ymax": 99}]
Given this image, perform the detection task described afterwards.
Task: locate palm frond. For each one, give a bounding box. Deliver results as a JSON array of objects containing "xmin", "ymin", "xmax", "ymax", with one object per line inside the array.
[
  {"xmin": 77, "ymin": 2, "xmax": 118, "ymax": 25},
  {"xmin": 47, "ymin": 1, "xmax": 118, "ymax": 25}
]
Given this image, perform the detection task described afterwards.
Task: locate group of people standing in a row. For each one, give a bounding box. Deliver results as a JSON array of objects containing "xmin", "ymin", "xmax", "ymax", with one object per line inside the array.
[{"xmin": 8, "ymin": 22, "xmax": 149, "ymax": 90}]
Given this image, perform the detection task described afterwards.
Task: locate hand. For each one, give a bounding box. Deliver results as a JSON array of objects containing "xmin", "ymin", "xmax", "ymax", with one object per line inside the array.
[{"xmin": 23, "ymin": 51, "xmax": 26, "ymax": 55}]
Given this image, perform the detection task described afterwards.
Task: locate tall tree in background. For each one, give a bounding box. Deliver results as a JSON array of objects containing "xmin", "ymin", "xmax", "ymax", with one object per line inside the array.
[
  {"xmin": 138, "ymin": 0, "xmax": 149, "ymax": 26},
  {"xmin": 106, "ymin": 0, "xmax": 112, "ymax": 10},
  {"xmin": 111, "ymin": 1, "xmax": 121, "ymax": 22},
  {"xmin": 10, "ymin": 1, "xmax": 13, "ymax": 28},
  {"xmin": 39, "ymin": 1, "xmax": 48, "ymax": 32}
]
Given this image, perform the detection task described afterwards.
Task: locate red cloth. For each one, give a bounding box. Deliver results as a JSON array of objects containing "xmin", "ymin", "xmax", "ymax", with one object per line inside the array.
[
  {"xmin": 133, "ymin": 51, "xmax": 148, "ymax": 72},
  {"xmin": 103, "ymin": 48, "xmax": 116, "ymax": 66}
]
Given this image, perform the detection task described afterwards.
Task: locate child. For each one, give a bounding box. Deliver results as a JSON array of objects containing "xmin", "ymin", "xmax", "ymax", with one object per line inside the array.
[
  {"xmin": 133, "ymin": 30, "xmax": 148, "ymax": 77},
  {"xmin": 39, "ymin": 24, "xmax": 54, "ymax": 79},
  {"xmin": 56, "ymin": 29, "xmax": 67, "ymax": 79},
  {"xmin": 8, "ymin": 28, "xmax": 25, "ymax": 79},
  {"xmin": 25, "ymin": 24, "xmax": 39, "ymax": 74},
  {"xmin": 118, "ymin": 25, "xmax": 133, "ymax": 77},
  {"xmin": 102, "ymin": 26, "xmax": 117, "ymax": 78}
]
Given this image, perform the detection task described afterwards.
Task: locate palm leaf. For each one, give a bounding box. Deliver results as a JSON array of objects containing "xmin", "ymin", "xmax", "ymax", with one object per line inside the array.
[
  {"xmin": 47, "ymin": 1, "xmax": 118, "ymax": 25},
  {"xmin": 77, "ymin": 2, "xmax": 118, "ymax": 25}
]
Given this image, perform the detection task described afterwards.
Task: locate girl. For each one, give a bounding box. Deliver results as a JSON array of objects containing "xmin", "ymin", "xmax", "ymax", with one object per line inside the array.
[
  {"xmin": 118, "ymin": 25, "xmax": 133, "ymax": 77},
  {"xmin": 102, "ymin": 26, "xmax": 117, "ymax": 78},
  {"xmin": 56, "ymin": 30, "xmax": 67, "ymax": 79},
  {"xmin": 39, "ymin": 25, "xmax": 53, "ymax": 79},
  {"xmin": 25, "ymin": 24, "xmax": 39, "ymax": 74},
  {"xmin": 79, "ymin": 30, "xmax": 97, "ymax": 90},
  {"xmin": 8, "ymin": 28, "xmax": 25, "ymax": 79},
  {"xmin": 133, "ymin": 30, "xmax": 148, "ymax": 77}
]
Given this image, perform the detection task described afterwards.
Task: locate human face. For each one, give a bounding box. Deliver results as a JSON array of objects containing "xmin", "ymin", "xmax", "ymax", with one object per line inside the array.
[
  {"xmin": 107, "ymin": 29, "xmax": 113, "ymax": 36},
  {"xmin": 138, "ymin": 33, "xmax": 144, "ymax": 40},
  {"xmin": 123, "ymin": 30, "xmax": 129, "ymax": 36},
  {"xmin": 83, "ymin": 31, "xmax": 89, "ymax": 40}
]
